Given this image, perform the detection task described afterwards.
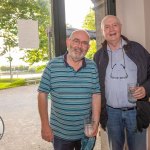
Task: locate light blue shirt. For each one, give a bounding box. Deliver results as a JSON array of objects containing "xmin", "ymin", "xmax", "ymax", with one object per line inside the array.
[{"xmin": 105, "ymin": 39, "xmax": 137, "ymax": 108}]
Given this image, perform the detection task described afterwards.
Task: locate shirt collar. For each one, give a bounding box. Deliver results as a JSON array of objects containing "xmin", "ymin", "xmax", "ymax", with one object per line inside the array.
[
  {"xmin": 63, "ymin": 52, "xmax": 86, "ymax": 69},
  {"xmin": 107, "ymin": 38, "xmax": 127, "ymax": 52}
]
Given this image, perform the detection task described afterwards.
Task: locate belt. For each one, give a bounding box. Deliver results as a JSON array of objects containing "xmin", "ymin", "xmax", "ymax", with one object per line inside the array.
[{"xmin": 107, "ymin": 105, "xmax": 136, "ymax": 111}]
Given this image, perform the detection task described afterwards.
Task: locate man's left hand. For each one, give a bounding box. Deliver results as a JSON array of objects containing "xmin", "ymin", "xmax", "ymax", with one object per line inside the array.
[{"xmin": 133, "ymin": 86, "xmax": 146, "ymax": 100}]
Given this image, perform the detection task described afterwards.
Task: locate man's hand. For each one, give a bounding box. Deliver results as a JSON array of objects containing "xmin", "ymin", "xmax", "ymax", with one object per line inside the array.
[
  {"xmin": 133, "ymin": 86, "xmax": 146, "ymax": 100},
  {"xmin": 41, "ymin": 125, "xmax": 54, "ymax": 142},
  {"xmin": 92, "ymin": 122, "xmax": 99, "ymax": 137}
]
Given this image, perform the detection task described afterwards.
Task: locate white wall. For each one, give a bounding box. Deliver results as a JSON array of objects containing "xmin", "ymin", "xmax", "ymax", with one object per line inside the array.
[
  {"xmin": 116, "ymin": 0, "xmax": 146, "ymax": 47},
  {"xmin": 144, "ymin": 0, "xmax": 150, "ymax": 52}
]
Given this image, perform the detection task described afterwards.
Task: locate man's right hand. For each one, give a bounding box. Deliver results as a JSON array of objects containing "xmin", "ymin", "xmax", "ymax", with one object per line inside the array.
[{"xmin": 41, "ymin": 125, "xmax": 54, "ymax": 142}]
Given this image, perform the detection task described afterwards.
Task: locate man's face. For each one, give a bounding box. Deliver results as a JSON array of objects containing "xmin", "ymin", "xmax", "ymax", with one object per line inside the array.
[
  {"xmin": 67, "ymin": 31, "xmax": 90, "ymax": 62},
  {"xmin": 101, "ymin": 16, "xmax": 122, "ymax": 43}
]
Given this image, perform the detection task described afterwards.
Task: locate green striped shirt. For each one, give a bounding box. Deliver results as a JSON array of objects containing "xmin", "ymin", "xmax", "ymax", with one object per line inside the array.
[{"xmin": 38, "ymin": 54, "xmax": 100, "ymax": 140}]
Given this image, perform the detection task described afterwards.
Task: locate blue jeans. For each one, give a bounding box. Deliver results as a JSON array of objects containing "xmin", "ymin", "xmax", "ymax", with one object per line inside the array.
[
  {"xmin": 53, "ymin": 136, "xmax": 81, "ymax": 150},
  {"xmin": 106, "ymin": 106, "xmax": 146, "ymax": 150}
]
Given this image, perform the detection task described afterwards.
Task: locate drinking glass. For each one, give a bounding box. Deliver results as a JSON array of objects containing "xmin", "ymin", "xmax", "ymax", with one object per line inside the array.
[
  {"xmin": 84, "ymin": 116, "xmax": 94, "ymax": 137},
  {"xmin": 127, "ymin": 83, "xmax": 139, "ymax": 103}
]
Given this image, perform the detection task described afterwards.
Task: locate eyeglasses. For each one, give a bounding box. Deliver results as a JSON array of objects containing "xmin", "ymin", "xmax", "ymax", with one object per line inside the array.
[
  {"xmin": 110, "ymin": 64, "xmax": 128, "ymax": 79},
  {"xmin": 109, "ymin": 41, "xmax": 128, "ymax": 79},
  {"xmin": 72, "ymin": 38, "xmax": 89, "ymax": 47}
]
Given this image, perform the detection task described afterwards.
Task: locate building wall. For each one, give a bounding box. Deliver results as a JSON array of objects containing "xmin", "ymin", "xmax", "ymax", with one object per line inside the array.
[
  {"xmin": 116, "ymin": 0, "xmax": 150, "ymax": 53},
  {"xmin": 144, "ymin": 0, "xmax": 150, "ymax": 53},
  {"xmin": 92, "ymin": 0, "xmax": 106, "ymax": 49},
  {"xmin": 145, "ymin": 0, "xmax": 150, "ymax": 146}
]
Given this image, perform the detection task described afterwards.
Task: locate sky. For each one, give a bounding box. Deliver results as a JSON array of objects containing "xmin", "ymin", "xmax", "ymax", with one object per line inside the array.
[
  {"xmin": 65, "ymin": 0, "xmax": 93, "ymax": 28},
  {"xmin": 0, "ymin": 0, "xmax": 93, "ymax": 66}
]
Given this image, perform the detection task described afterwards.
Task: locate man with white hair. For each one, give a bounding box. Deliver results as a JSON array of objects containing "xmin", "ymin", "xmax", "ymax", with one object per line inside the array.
[{"xmin": 94, "ymin": 15, "xmax": 150, "ymax": 150}]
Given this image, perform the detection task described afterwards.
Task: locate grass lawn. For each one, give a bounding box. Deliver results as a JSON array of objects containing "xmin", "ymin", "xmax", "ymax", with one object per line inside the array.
[{"xmin": 0, "ymin": 78, "xmax": 26, "ymax": 90}]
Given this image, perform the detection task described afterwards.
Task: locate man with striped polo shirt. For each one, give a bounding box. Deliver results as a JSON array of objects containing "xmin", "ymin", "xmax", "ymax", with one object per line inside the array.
[{"xmin": 38, "ymin": 29, "xmax": 101, "ymax": 150}]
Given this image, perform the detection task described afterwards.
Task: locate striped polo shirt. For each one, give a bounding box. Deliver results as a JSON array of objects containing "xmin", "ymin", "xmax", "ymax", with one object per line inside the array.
[{"xmin": 38, "ymin": 54, "xmax": 100, "ymax": 140}]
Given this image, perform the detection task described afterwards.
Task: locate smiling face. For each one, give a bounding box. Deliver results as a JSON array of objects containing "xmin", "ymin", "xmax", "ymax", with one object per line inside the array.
[
  {"xmin": 101, "ymin": 15, "xmax": 122, "ymax": 44},
  {"xmin": 66, "ymin": 30, "xmax": 90, "ymax": 62}
]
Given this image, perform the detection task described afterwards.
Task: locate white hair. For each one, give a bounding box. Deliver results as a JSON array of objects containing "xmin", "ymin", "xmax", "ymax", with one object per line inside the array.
[{"xmin": 101, "ymin": 15, "xmax": 121, "ymax": 29}]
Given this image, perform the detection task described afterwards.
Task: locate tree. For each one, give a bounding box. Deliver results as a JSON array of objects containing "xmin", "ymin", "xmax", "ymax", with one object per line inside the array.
[
  {"xmin": 0, "ymin": 0, "xmax": 51, "ymax": 65},
  {"xmin": 86, "ymin": 40, "xmax": 97, "ymax": 59},
  {"xmin": 82, "ymin": 8, "xmax": 96, "ymax": 31},
  {"xmin": 82, "ymin": 8, "xmax": 97, "ymax": 59}
]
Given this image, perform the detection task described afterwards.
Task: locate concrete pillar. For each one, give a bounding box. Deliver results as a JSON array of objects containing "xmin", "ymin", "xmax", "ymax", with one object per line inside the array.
[
  {"xmin": 91, "ymin": 0, "xmax": 106, "ymax": 50},
  {"xmin": 144, "ymin": 0, "xmax": 150, "ymax": 147},
  {"xmin": 91, "ymin": 1, "xmax": 110, "ymax": 150},
  {"xmin": 116, "ymin": 0, "xmax": 150, "ymax": 52},
  {"xmin": 144, "ymin": 0, "xmax": 150, "ymax": 53}
]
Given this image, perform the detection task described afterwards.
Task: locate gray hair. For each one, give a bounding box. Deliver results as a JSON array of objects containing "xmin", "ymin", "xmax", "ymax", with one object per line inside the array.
[{"xmin": 101, "ymin": 15, "xmax": 121, "ymax": 29}]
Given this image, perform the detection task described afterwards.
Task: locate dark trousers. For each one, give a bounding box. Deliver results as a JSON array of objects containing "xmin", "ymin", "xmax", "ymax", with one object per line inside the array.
[{"xmin": 53, "ymin": 136, "xmax": 81, "ymax": 150}]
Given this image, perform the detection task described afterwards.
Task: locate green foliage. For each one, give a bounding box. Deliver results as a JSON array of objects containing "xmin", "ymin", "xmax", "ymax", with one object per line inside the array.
[
  {"xmin": 34, "ymin": 64, "xmax": 46, "ymax": 72},
  {"xmin": 1, "ymin": 65, "xmax": 29, "ymax": 71},
  {"xmin": 85, "ymin": 40, "xmax": 97, "ymax": 59},
  {"xmin": 0, "ymin": 0, "xmax": 51, "ymax": 64},
  {"xmin": 0, "ymin": 78, "xmax": 26, "ymax": 90},
  {"xmin": 82, "ymin": 8, "xmax": 97, "ymax": 59},
  {"xmin": 82, "ymin": 8, "xmax": 96, "ymax": 30}
]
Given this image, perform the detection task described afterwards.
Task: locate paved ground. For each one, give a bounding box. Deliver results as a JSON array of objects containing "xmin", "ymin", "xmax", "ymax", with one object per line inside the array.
[{"xmin": 0, "ymin": 85, "xmax": 102, "ymax": 150}]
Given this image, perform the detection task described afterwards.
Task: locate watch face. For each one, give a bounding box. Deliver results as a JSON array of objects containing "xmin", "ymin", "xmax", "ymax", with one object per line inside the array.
[{"xmin": 0, "ymin": 116, "xmax": 4, "ymax": 140}]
